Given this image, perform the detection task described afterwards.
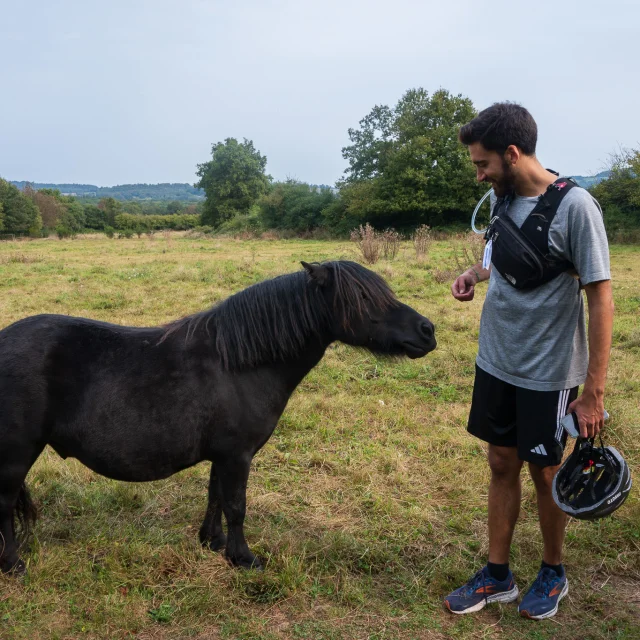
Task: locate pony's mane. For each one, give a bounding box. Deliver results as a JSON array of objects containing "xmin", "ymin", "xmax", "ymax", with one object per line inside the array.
[{"xmin": 160, "ymin": 260, "xmax": 397, "ymax": 369}]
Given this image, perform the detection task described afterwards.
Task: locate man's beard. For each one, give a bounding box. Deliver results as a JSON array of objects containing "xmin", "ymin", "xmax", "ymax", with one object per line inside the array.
[{"xmin": 491, "ymin": 160, "xmax": 516, "ymax": 197}]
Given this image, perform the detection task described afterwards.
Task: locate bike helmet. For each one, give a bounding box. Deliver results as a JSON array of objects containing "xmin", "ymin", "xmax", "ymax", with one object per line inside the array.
[{"xmin": 553, "ymin": 437, "xmax": 632, "ymax": 520}]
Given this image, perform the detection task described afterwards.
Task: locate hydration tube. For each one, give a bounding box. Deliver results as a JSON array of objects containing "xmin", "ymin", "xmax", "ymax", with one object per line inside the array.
[{"xmin": 471, "ymin": 188, "xmax": 493, "ymax": 234}]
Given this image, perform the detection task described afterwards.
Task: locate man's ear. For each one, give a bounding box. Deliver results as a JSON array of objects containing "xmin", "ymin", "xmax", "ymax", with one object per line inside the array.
[
  {"xmin": 504, "ymin": 145, "xmax": 520, "ymax": 166},
  {"xmin": 301, "ymin": 261, "xmax": 330, "ymax": 286}
]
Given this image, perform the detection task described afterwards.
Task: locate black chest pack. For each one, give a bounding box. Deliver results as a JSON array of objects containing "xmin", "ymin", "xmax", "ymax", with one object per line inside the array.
[{"xmin": 484, "ymin": 176, "xmax": 577, "ymax": 290}]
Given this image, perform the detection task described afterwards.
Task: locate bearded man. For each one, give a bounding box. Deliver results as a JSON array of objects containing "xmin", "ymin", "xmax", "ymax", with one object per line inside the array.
[{"xmin": 444, "ymin": 103, "xmax": 614, "ymax": 620}]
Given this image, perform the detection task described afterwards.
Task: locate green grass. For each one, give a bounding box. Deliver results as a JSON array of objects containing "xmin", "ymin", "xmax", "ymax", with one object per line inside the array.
[{"xmin": 0, "ymin": 234, "xmax": 638, "ymax": 639}]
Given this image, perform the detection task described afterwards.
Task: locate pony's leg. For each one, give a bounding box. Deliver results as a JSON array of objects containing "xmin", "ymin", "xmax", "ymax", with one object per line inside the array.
[
  {"xmin": 199, "ymin": 463, "xmax": 227, "ymax": 551},
  {"xmin": 217, "ymin": 456, "xmax": 261, "ymax": 569},
  {"xmin": 0, "ymin": 507, "xmax": 21, "ymax": 574},
  {"xmin": 0, "ymin": 450, "xmax": 41, "ymax": 575}
]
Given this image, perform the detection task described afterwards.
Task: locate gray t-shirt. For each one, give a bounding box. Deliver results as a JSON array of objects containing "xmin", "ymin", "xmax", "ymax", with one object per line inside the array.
[{"xmin": 477, "ymin": 186, "xmax": 611, "ymax": 391}]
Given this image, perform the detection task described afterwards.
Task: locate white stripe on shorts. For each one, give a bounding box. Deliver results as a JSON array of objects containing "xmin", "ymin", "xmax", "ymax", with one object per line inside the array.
[{"xmin": 555, "ymin": 388, "xmax": 570, "ymax": 442}]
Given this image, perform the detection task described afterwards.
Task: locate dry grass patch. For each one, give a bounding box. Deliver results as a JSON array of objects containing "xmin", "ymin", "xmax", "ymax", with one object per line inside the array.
[{"xmin": 0, "ymin": 235, "xmax": 638, "ymax": 639}]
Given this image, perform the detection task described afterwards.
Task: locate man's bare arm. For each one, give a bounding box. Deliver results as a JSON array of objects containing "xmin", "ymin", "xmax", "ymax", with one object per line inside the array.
[{"xmin": 567, "ymin": 279, "xmax": 614, "ymax": 438}]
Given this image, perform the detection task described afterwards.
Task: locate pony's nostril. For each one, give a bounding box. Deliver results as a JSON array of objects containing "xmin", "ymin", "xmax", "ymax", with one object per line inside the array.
[{"xmin": 420, "ymin": 321, "xmax": 434, "ymax": 339}]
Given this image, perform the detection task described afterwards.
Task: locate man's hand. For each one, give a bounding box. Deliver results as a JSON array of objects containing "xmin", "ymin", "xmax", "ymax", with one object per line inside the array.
[
  {"xmin": 567, "ymin": 391, "xmax": 605, "ymax": 439},
  {"xmin": 452, "ymin": 263, "xmax": 489, "ymax": 301},
  {"xmin": 451, "ymin": 270, "xmax": 478, "ymax": 301}
]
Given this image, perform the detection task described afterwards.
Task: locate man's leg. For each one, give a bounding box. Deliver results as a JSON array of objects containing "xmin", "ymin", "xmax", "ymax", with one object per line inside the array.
[
  {"xmin": 516, "ymin": 385, "xmax": 576, "ymax": 566},
  {"xmin": 516, "ymin": 386, "xmax": 576, "ymax": 620},
  {"xmin": 444, "ymin": 367, "xmax": 521, "ymax": 614},
  {"xmin": 528, "ymin": 462, "xmax": 567, "ymax": 565},
  {"xmin": 468, "ymin": 365, "xmax": 522, "ymax": 565},
  {"xmin": 488, "ymin": 444, "xmax": 524, "ymax": 564}
]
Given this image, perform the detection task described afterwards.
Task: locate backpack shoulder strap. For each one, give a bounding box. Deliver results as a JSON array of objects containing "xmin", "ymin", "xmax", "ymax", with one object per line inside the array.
[
  {"xmin": 521, "ymin": 178, "xmax": 577, "ymax": 255},
  {"xmin": 532, "ymin": 177, "xmax": 577, "ymax": 215}
]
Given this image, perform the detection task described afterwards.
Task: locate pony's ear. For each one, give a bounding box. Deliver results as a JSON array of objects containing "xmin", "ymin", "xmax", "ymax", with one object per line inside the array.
[{"xmin": 301, "ymin": 261, "xmax": 330, "ymax": 287}]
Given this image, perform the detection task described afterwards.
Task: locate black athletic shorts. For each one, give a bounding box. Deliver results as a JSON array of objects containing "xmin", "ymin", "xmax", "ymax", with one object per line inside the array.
[{"xmin": 467, "ymin": 365, "xmax": 579, "ymax": 467}]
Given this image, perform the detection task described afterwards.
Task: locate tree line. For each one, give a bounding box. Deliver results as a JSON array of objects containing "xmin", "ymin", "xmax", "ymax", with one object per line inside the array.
[
  {"xmin": 194, "ymin": 88, "xmax": 639, "ymax": 238},
  {"xmin": 2, "ymin": 87, "xmax": 639, "ymax": 239},
  {"xmin": 194, "ymin": 89, "xmax": 487, "ymax": 235},
  {"xmin": 0, "ymin": 183, "xmax": 202, "ymax": 238}
]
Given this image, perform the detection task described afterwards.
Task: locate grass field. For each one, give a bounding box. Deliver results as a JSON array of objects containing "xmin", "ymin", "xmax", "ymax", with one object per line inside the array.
[{"xmin": 0, "ymin": 234, "xmax": 639, "ymax": 640}]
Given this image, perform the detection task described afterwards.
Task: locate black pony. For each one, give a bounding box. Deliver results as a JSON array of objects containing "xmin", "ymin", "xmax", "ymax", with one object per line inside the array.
[{"xmin": 0, "ymin": 260, "xmax": 436, "ymax": 575}]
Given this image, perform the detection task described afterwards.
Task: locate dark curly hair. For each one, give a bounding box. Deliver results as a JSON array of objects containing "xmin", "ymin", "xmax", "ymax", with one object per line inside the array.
[{"xmin": 459, "ymin": 102, "xmax": 537, "ymax": 156}]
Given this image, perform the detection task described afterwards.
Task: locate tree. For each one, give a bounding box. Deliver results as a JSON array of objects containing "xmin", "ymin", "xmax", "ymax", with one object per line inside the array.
[
  {"xmin": 342, "ymin": 104, "xmax": 395, "ymax": 183},
  {"xmin": 182, "ymin": 203, "xmax": 199, "ymax": 216},
  {"xmin": 259, "ymin": 180, "xmax": 338, "ymax": 231},
  {"xmin": 166, "ymin": 200, "xmax": 182, "ymax": 214},
  {"xmin": 339, "ymin": 88, "xmax": 485, "ymax": 229},
  {"xmin": 321, "ymin": 181, "xmax": 379, "ymax": 234},
  {"xmin": 84, "ymin": 204, "xmax": 107, "ymax": 230},
  {"xmin": 23, "ymin": 186, "xmax": 89, "ymax": 237},
  {"xmin": 23, "ymin": 185, "xmax": 64, "ymax": 231},
  {"xmin": 589, "ymin": 147, "xmax": 640, "ymax": 230},
  {"xmin": 55, "ymin": 200, "xmax": 86, "ymax": 238},
  {"xmin": 124, "ymin": 201, "xmax": 143, "ymax": 216},
  {"xmin": 195, "ymin": 138, "xmax": 270, "ymax": 227},
  {"xmin": 98, "ymin": 197, "xmax": 123, "ymax": 227},
  {"xmin": 0, "ymin": 202, "xmax": 4, "ymax": 232},
  {"xmin": 0, "ymin": 179, "xmax": 42, "ymax": 235}
]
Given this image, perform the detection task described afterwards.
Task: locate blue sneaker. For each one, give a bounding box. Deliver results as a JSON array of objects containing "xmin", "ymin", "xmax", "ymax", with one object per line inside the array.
[
  {"xmin": 444, "ymin": 566, "xmax": 519, "ymax": 614},
  {"xmin": 519, "ymin": 567, "xmax": 569, "ymax": 620}
]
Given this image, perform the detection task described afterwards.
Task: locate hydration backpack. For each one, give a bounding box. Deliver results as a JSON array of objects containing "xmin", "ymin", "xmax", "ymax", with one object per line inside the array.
[{"xmin": 484, "ymin": 176, "xmax": 577, "ymax": 290}]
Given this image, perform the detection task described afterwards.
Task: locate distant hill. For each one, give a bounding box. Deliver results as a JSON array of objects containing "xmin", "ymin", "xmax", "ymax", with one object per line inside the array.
[
  {"xmin": 570, "ymin": 171, "xmax": 610, "ymax": 189},
  {"xmin": 9, "ymin": 173, "xmax": 608, "ymax": 200},
  {"xmin": 9, "ymin": 181, "xmax": 204, "ymax": 201}
]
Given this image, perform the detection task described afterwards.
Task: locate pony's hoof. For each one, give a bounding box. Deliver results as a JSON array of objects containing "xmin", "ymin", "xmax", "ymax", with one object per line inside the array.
[
  {"xmin": 201, "ymin": 533, "xmax": 227, "ymax": 552},
  {"xmin": 1, "ymin": 558, "xmax": 26, "ymax": 577},
  {"xmin": 226, "ymin": 553, "xmax": 263, "ymax": 571}
]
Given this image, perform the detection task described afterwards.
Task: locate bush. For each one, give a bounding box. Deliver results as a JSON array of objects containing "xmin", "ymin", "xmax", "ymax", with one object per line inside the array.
[
  {"xmin": 104, "ymin": 226, "xmax": 115, "ymax": 238},
  {"xmin": 55, "ymin": 224, "xmax": 75, "ymax": 239},
  {"xmin": 186, "ymin": 225, "xmax": 215, "ymax": 238},
  {"xmin": 216, "ymin": 211, "xmax": 262, "ymax": 236},
  {"xmin": 412, "ymin": 225, "xmax": 432, "ymax": 261},
  {"xmin": 602, "ymin": 204, "xmax": 640, "ymax": 241},
  {"xmin": 609, "ymin": 228, "xmax": 640, "ymax": 244},
  {"xmin": 379, "ymin": 228, "xmax": 401, "ymax": 260},
  {"xmin": 194, "ymin": 225, "xmax": 215, "ymax": 234},
  {"xmin": 350, "ymin": 223, "xmax": 381, "ymax": 264},
  {"xmin": 114, "ymin": 212, "xmax": 200, "ymax": 232}
]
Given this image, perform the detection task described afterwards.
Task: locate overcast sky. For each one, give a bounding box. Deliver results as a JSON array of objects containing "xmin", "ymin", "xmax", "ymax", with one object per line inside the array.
[{"xmin": 1, "ymin": 0, "xmax": 638, "ymax": 187}]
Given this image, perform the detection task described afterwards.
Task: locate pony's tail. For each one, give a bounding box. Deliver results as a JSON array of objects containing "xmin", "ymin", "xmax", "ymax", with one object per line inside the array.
[{"xmin": 14, "ymin": 483, "xmax": 37, "ymax": 548}]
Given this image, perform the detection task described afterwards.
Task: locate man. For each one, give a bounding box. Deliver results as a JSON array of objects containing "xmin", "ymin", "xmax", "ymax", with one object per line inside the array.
[{"xmin": 444, "ymin": 103, "xmax": 614, "ymax": 620}]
